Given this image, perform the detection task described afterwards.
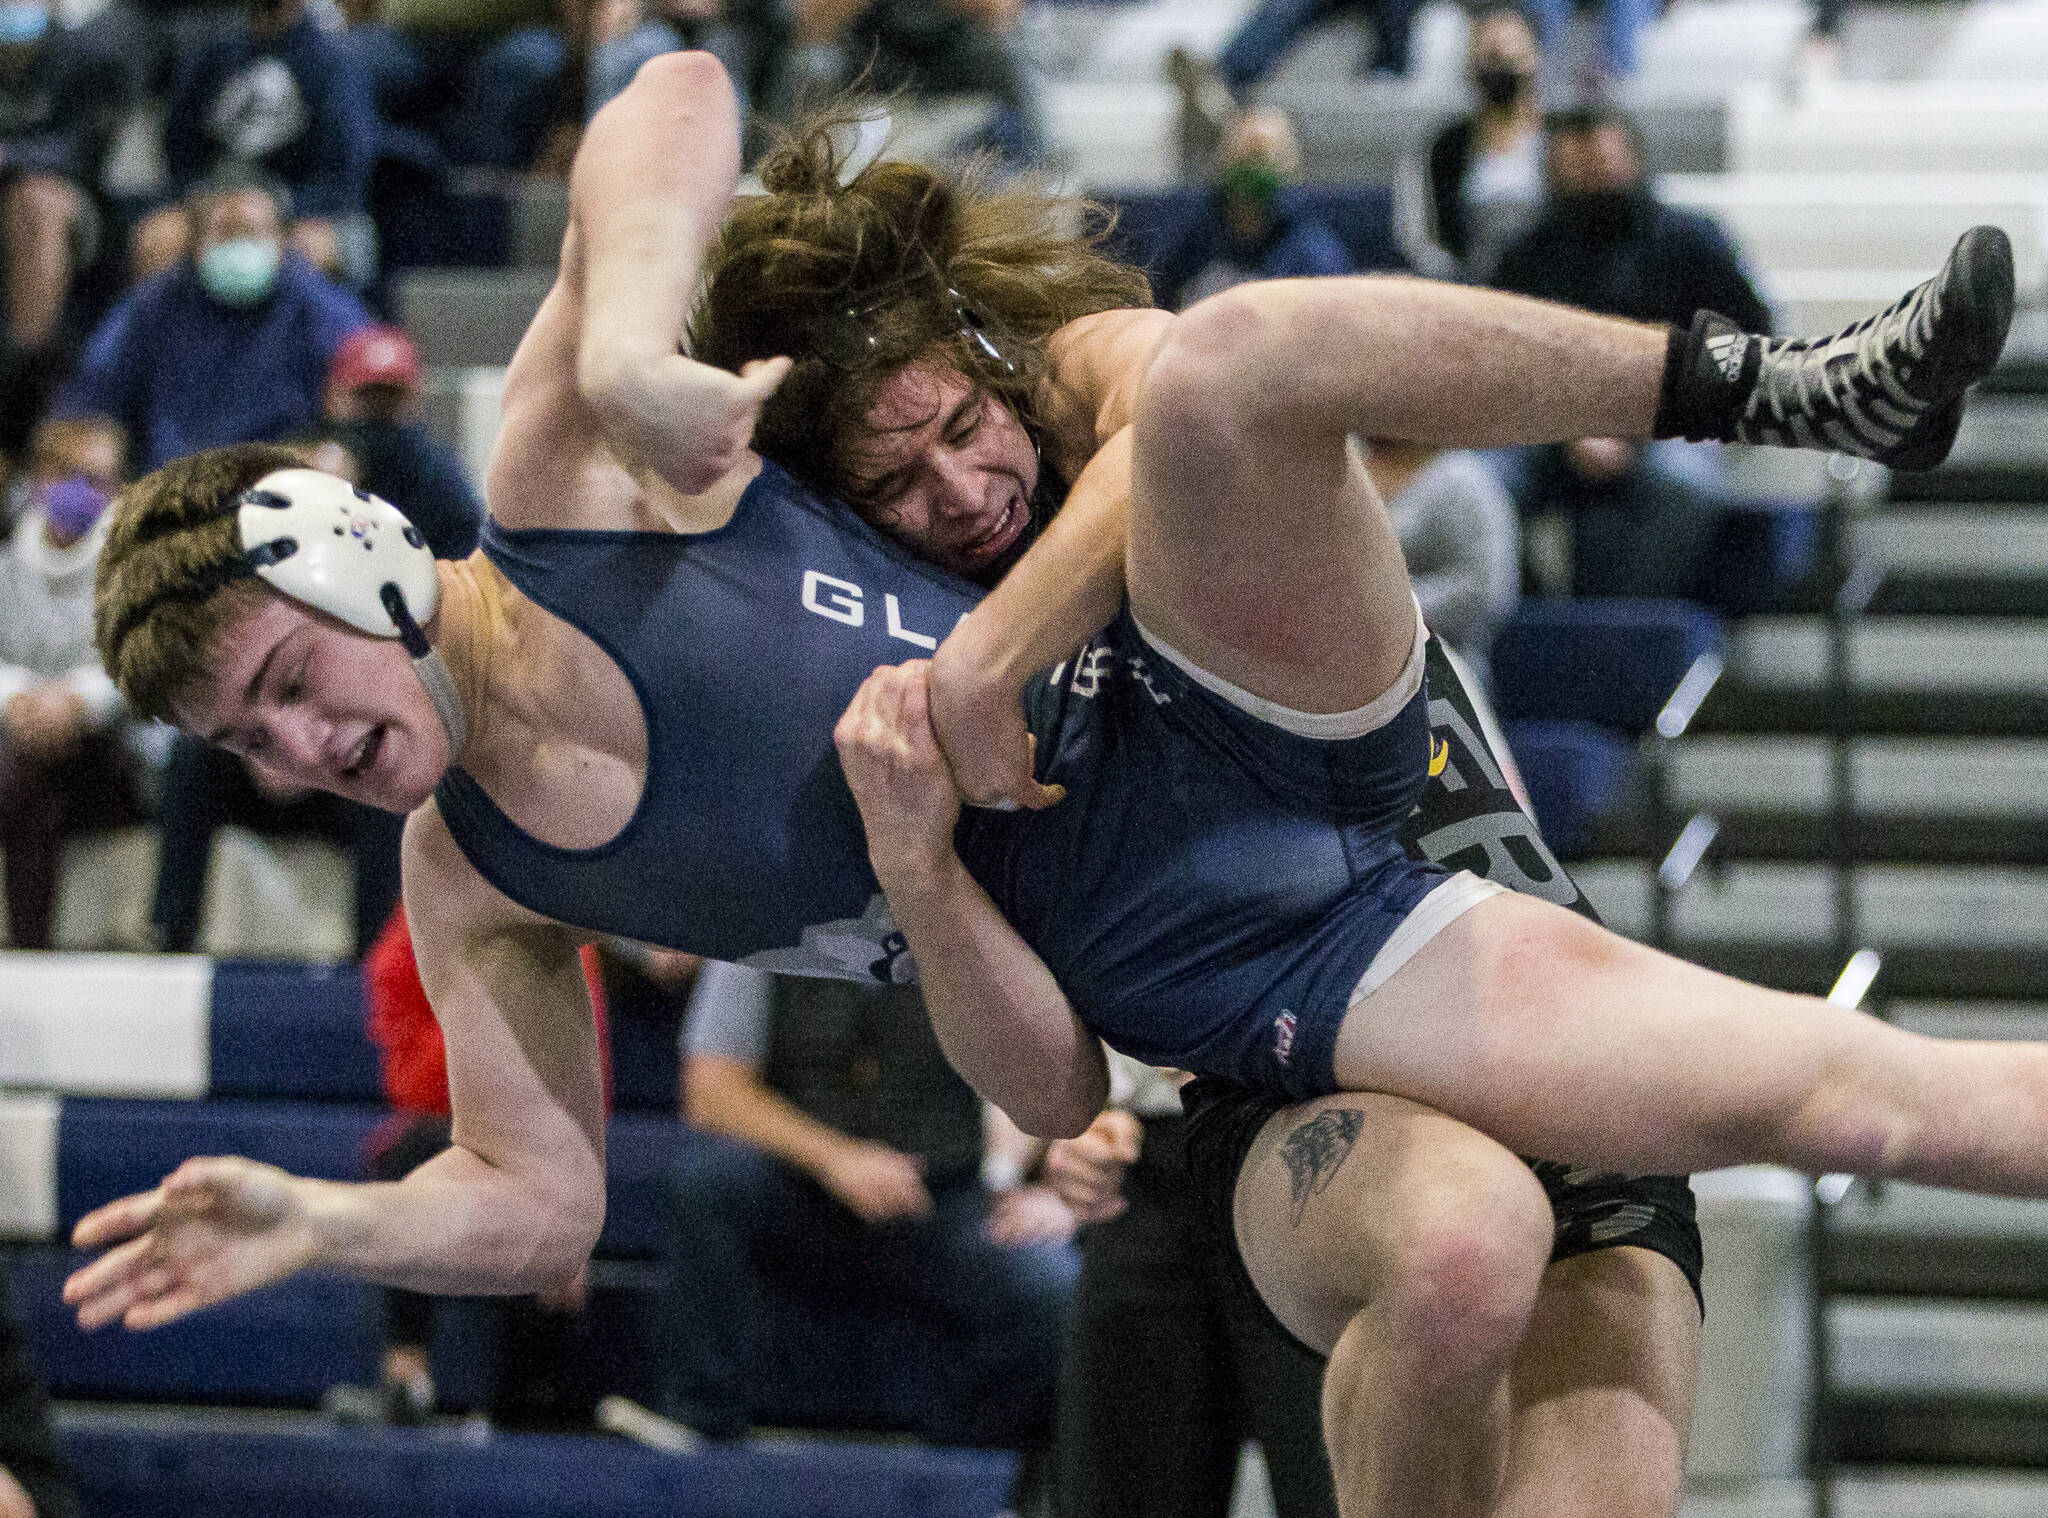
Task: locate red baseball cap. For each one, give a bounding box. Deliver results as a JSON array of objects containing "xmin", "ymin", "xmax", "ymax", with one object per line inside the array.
[{"xmin": 330, "ymin": 326, "xmax": 424, "ymax": 395}]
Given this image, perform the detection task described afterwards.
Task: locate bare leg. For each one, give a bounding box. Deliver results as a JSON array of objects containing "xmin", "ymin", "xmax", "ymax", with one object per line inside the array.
[
  {"xmin": 1336, "ymin": 891, "xmax": 2048, "ymax": 1195},
  {"xmin": 1130, "ymin": 277, "xmax": 1665, "ymax": 715},
  {"xmin": 1495, "ymin": 1249, "xmax": 1698, "ymax": 1518},
  {"xmin": 1234, "ymin": 1092, "xmax": 1555, "ymax": 1518},
  {"xmin": 2, "ymin": 176, "xmax": 84, "ymax": 349}
]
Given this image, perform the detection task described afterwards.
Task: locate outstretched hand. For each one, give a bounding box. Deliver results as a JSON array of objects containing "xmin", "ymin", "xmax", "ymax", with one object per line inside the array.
[{"xmin": 63, "ymin": 1156, "xmax": 318, "ymax": 1332}]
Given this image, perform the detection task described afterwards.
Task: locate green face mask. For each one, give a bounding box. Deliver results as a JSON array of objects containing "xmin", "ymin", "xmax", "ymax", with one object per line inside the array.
[
  {"xmin": 197, "ymin": 236, "xmax": 282, "ymax": 308},
  {"xmin": 1218, "ymin": 159, "xmax": 1283, "ymax": 216}
]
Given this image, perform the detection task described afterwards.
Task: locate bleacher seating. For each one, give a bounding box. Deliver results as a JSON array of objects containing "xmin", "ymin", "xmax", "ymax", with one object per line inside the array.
[
  {"xmin": 0, "ymin": 954, "xmax": 1018, "ymax": 1452},
  {"xmin": 1489, "ymin": 600, "xmax": 1725, "ymax": 857}
]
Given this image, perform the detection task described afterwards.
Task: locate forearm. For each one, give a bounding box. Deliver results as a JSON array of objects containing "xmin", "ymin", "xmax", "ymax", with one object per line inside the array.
[
  {"xmin": 303, "ymin": 1141, "xmax": 603, "ymax": 1296},
  {"xmin": 570, "ymin": 52, "xmax": 737, "ymax": 420},
  {"xmin": 936, "ymin": 425, "xmax": 1130, "ymax": 695},
  {"xmin": 879, "ymin": 854, "xmax": 1107, "ymax": 1138},
  {"xmin": 686, "ymin": 1062, "xmax": 864, "ymax": 1180}
]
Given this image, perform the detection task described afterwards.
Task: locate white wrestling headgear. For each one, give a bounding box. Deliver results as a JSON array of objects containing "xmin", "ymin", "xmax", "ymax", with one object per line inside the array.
[{"xmin": 237, "ymin": 468, "xmax": 467, "ymax": 753}]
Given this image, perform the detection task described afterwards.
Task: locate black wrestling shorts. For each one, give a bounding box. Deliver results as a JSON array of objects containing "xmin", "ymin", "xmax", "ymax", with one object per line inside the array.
[
  {"xmin": 1180, "ymin": 1074, "xmax": 1705, "ymax": 1355},
  {"xmin": 1174, "ymin": 636, "xmax": 1706, "ymax": 1354}
]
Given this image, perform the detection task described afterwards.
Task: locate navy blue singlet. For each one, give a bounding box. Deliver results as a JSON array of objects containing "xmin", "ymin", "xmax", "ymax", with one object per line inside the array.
[
  {"xmin": 435, "ymin": 458, "xmax": 987, "ymax": 982},
  {"xmin": 438, "ymin": 456, "xmax": 1448, "ymax": 1098}
]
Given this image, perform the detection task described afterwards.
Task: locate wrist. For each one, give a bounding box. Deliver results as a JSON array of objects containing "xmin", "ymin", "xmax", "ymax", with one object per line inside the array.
[
  {"xmin": 870, "ymin": 843, "xmax": 969, "ymax": 905},
  {"xmin": 936, "ymin": 609, "xmax": 1033, "ymax": 702},
  {"xmin": 293, "ymin": 1176, "xmax": 357, "ymax": 1273}
]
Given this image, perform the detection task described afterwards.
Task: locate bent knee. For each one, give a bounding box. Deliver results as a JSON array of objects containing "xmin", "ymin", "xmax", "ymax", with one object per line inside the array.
[
  {"xmin": 1138, "ymin": 287, "xmax": 1310, "ymax": 459},
  {"xmin": 1371, "ymin": 1170, "xmax": 1552, "ymax": 1374}
]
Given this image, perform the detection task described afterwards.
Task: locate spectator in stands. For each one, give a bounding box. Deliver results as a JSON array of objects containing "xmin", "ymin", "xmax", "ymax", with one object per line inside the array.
[
  {"xmin": 0, "ymin": 430, "xmax": 142, "ymax": 950},
  {"xmin": 0, "ymin": 1270, "xmax": 78, "ymax": 1518},
  {"xmin": 57, "ymin": 166, "xmax": 375, "ymax": 475},
  {"xmin": 1048, "ymin": 1059, "xmax": 1338, "ymax": 1518},
  {"xmin": 320, "ymin": 325, "xmax": 482, "ymax": 561},
  {"xmin": 1392, "ymin": 2, "xmax": 1545, "ymax": 285},
  {"xmin": 1, "ymin": 415, "xmax": 122, "ymax": 533},
  {"xmin": 1149, "ymin": 108, "xmax": 1353, "ymax": 313},
  {"xmin": 332, "ymin": 909, "xmax": 615, "ymax": 1426},
  {"xmin": 133, "ymin": 0, "xmax": 378, "ymax": 285},
  {"xmin": 588, "ymin": 0, "xmax": 779, "ymax": 122},
  {"xmin": 141, "ymin": 408, "xmax": 462, "ymax": 958},
  {"xmin": 1368, "ymin": 440, "xmax": 1518, "ymax": 686},
  {"xmin": 645, "ymin": 962, "xmax": 1075, "ymax": 1478},
  {"xmin": 1491, "ymin": 106, "xmax": 1773, "ymax": 597},
  {"xmin": 438, "ymin": 0, "xmax": 649, "ymax": 177},
  {"xmin": 774, "ymin": 0, "xmax": 1048, "ymax": 163},
  {"xmin": 0, "ymin": 4, "xmax": 128, "ymax": 363}
]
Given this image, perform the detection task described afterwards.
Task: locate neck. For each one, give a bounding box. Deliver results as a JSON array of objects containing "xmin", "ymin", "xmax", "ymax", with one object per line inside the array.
[{"xmin": 423, "ymin": 557, "xmax": 502, "ymax": 765}]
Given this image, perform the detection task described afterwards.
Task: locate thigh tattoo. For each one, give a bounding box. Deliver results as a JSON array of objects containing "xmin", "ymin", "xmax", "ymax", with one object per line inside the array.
[{"xmin": 1281, "ymin": 1108, "xmax": 1366, "ymax": 1225}]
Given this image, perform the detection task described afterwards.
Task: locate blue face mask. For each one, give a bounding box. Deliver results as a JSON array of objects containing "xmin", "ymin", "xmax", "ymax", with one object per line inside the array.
[
  {"xmin": 0, "ymin": 3, "xmax": 48, "ymax": 44},
  {"xmin": 198, "ymin": 237, "xmax": 282, "ymax": 308}
]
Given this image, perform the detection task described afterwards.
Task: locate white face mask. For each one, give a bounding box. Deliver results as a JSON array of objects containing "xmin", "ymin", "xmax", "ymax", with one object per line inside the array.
[{"xmin": 198, "ymin": 237, "xmax": 283, "ymax": 308}]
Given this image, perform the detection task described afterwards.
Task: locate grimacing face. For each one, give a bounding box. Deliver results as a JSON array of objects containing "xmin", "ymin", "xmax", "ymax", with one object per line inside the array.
[
  {"xmin": 851, "ymin": 361, "xmax": 1040, "ymax": 579},
  {"xmin": 174, "ymin": 589, "xmax": 452, "ymax": 814}
]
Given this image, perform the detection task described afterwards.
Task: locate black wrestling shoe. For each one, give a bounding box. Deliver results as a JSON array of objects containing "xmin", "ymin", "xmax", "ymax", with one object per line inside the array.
[{"xmin": 1655, "ymin": 224, "xmax": 2015, "ymax": 470}]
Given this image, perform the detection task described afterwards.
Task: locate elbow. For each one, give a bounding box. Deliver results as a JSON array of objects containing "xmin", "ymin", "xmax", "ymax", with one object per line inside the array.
[{"xmin": 1013, "ymin": 1065, "xmax": 1110, "ymax": 1142}]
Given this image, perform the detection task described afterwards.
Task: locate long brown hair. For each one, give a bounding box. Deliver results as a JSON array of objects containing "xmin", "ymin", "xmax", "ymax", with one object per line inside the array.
[{"xmin": 690, "ymin": 117, "xmax": 1152, "ymax": 513}]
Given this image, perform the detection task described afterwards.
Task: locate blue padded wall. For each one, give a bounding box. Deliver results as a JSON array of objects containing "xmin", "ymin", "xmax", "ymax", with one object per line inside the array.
[
  {"xmin": 1492, "ymin": 599, "xmax": 1723, "ymax": 733},
  {"xmin": 60, "ymin": 1415, "xmax": 1016, "ymax": 1518},
  {"xmin": 209, "ymin": 962, "xmax": 382, "ymax": 1101}
]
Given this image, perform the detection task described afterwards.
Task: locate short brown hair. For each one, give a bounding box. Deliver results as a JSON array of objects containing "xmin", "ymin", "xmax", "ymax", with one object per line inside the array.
[
  {"xmin": 689, "ymin": 119, "xmax": 1153, "ymax": 512},
  {"xmin": 94, "ymin": 443, "xmax": 306, "ymax": 721}
]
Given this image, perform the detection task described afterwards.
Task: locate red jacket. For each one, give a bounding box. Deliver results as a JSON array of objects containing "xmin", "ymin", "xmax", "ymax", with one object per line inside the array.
[{"xmin": 363, "ymin": 908, "xmax": 613, "ymax": 1116}]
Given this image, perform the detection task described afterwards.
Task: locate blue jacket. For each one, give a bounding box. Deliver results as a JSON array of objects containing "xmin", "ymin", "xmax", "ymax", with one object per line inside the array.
[
  {"xmin": 1149, "ymin": 187, "xmax": 1357, "ymax": 311},
  {"xmin": 58, "ymin": 255, "xmax": 372, "ymax": 471},
  {"xmin": 163, "ymin": 16, "xmax": 377, "ymax": 218}
]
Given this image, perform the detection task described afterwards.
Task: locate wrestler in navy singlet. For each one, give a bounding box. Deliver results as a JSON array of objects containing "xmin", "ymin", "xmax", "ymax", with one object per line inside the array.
[{"xmin": 436, "ymin": 457, "xmax": 1451, "ymax": 1098}]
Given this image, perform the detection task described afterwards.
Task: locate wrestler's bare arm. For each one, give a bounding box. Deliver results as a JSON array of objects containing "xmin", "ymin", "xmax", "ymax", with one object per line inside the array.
[
  {"xmin": 835, "ymin": 661, "xmax": 1108, "ymax": 1138},
  {"xmin": 567, "ymin": 51, "xmax": 787, "ymax": 508},
  {"xmin": 491, "ymin": 50, "xmax": 784, "ymax": 534},
  {"xmin": 928, "ymin": 308, "xmax": 1170, "ymax": 804},
  {"xmin": 63, "ymin": 810, "xmax": 606, "ymax": 1329}
]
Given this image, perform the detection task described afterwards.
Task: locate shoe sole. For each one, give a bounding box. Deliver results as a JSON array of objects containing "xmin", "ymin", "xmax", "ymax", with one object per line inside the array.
[
  {"xmin": 1883, "ymin": 225, "xmax": 2014, "ymax": 471},
  {"xmin": 1931, "ymin": 224, "xmax": 2016, "ymax": 391}
]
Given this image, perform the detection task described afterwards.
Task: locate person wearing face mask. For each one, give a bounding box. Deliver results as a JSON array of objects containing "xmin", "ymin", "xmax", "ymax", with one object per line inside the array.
[
  {"xmin": 319, "ymin": 326, "xmax": 482, "ymax": 562},
  {"xmin": 1150, "ymin": 107, "xmax": 1354, "ymax": 313},
  {"xmin": 0, "ymin": 435, "xmax": 145, "ymax": 950},
  {"xmin": 129, "ymin": 0, "xmax": 377, "ymax": 286},
  {"xmin": 54, "ymin": 165, "xmax": 374, "ymax": 476},
  {"xmin": 1490, "ymin": 105, "xmax": 1773, "ymax": 598},
  {"xmin": 1393, "ymin": 3, "xmax": 1544, "ymax": 286}
]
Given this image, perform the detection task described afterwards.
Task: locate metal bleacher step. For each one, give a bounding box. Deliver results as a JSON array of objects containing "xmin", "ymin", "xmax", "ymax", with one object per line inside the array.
[
  {"xmin": 1571, "ymin": 857, "xmax": 2048, "ymax": 996},
  {"xmin": 1856, "ymin": 507, "xmax": 2048, "ymax": 617},
  {"xmin": 1891, "ymin": 394, "xmax": 2048, "ymax": 503},
  {"xmin": 1696, "ymin": 615, "xmax": 2048, "ymax": 736},
  {"xmin": 1585, "ymin": 734, "xmax": 2048, "ymax": 863}
]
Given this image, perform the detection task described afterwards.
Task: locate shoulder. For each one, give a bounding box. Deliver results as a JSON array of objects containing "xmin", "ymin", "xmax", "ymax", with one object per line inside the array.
[{"xmin": 403, "ymin": 799, "xmax": 568, "ymax": 954}]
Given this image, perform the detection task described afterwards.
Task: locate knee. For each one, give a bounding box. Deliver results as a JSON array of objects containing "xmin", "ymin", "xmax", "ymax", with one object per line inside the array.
[
  {"xmin": 1369, "ymin": 1166, "xmax": 1551, "ymax": 1382},
  {"xmin": 1138, "ymin": 288, "xmax": 1281, "ymax": 451}
]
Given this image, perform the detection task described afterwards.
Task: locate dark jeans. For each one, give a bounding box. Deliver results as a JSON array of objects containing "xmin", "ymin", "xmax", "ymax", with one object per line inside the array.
[
  {"xmin": 150, "ymin": 733, "xmax": 403, "ymax": 956},
  {"xmin": 657, "ymin": 1133, "xmax": 1075, "ymax": 1446},
  {"xmin": 1054, "ymin": 1114, "xmax": 1336, "ymax": 1518},
  {"xmin": 0, "ymin": 726, "xmax": 142, "ymax": 949},
  {"xmin": 1506, "ymin": 442, "xmax": 1732, "ymax": 600},
  {"xmin": 1217, "ymin": 0, "xmax": 1428, "ymax": 87}
]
